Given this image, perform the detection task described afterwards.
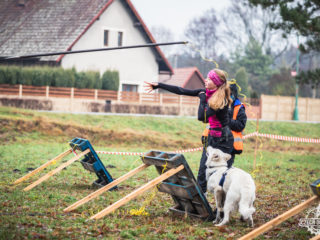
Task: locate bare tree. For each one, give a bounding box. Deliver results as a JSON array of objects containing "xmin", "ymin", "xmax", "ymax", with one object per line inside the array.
[
  {"xmin": 216, "ymin": 0, "xmax": 290, "ymax": 58},
  {"xmin": 150, "ymin": 25, "xmax": 175, "ymax": 58},
  {"xmin": 184, "ymin": 8, "xmax": 219, "ymax": 59}
]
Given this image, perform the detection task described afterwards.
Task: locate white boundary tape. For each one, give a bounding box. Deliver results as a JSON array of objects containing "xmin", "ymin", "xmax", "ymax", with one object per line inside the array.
[
  {"xmin": 95, "ymin": 132, "xmax": 320, "ymax": 155},
  {"xmin": 245, "ymin": 132, "xmax": 320, "ymax": 143}
]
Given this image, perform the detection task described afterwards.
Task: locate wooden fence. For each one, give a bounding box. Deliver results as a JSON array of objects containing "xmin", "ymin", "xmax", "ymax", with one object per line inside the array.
[
  {"xmin": 261, "ymin": 94, "xmax": 320, "ymax": 121},
  {"xmin": 0, "ymin": 84, "xmax": 263, "ymax": 117},
  {"xmin": 0, "ymin": 84, "xmax": 200, "ymax": 106}
]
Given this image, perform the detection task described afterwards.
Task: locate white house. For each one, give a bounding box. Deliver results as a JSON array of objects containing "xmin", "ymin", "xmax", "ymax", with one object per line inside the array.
[{"xmin": 0, "ymin": 0, "xmax": 173, "ymax": 92}]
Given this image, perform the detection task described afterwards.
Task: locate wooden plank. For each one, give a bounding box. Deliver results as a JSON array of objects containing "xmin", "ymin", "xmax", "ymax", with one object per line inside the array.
[
  {"xmin": 239, "ymin": 196, "xmax": 319, "ymax": 240},
  {"xmin": 64, "ymin": 163, "xmax": 149, "ymax": 212},
  {"xmin": 90, "ymin": 164, "xmax": 184, "ymax": 220},
  {"xmin": 23, "ymin": 149, "xmax": 90, "ymax": 191},
  {"xmin": 310, "ymin": 234, "xmax": 320, "ymax": 240},
  {"xmin": 14, "ymin": 149, "xmax": 72, "ymax": 185}
]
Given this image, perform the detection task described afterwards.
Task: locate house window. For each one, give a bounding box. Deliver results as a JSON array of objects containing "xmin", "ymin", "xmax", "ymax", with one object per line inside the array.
[
  {"xmin": 122, "ymin": 84, "xmax": 138, "ymax": 92},
  {"xmin": 104, "ymin": 30, "xmax": 109, "ymax": 46},
  {"xmin": 118, "ymin": 31, "xmax": 123, "ymax": 46}
]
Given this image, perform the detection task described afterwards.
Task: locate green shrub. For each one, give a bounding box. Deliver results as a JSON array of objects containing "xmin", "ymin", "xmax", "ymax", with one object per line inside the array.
[
  {"xmin": 0, "ymin": 66, "xmax": 6, "ymax": 84},
  {"xmin": 235, "ymin": 67, "xmax": 249, "ymax": 97},
  {"xmin": 85, "ymin": 71, "xmax": 100, "ymax": 89},
  {"xmin": 0, "ymin": 65, "xmax": 118, "ymax": 90},
  {"xmin": 21, "ymin": 67, "xmax": 33, "ymax": 85},
  {"xmin": 101, "ymin": 70, "xmax": 119, "ymax": 90},
  {"xmin": 74, "ymin": 71, "xmax": 86, "ymax": 89}
]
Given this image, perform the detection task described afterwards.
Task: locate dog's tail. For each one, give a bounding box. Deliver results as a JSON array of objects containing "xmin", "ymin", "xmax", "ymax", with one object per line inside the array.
[{"xmin": 239, "ymin": 188, "xmax": 256, "ymax": 220}]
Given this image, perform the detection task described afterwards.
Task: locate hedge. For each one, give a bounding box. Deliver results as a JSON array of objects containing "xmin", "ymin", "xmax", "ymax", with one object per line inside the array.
[{"xmin": 0, "ymin": 65, "xmax": 119, "ymax": 90}]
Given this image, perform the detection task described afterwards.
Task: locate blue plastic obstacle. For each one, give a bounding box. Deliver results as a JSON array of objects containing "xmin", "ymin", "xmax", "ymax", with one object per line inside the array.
[
  {"xmin": 69, "ymin": 137, "xmax": 115, "ymax": 188},
  {"xmin": 310, "ymin": 179, "xmax": 320, "ymax": 197}
]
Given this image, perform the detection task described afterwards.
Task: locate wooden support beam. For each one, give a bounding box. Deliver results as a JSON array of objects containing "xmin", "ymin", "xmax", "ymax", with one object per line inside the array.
[
  {"xmin": 14, "ymin": 149, "xmax": 72, "ymax": 185},
  {"xmin": 23, "ymin": 149, "xmax": 90, "ymax": 192},
  {"xmin": 90, "ymin": 164, "xmax": 185, "ymax": 220},
  {"xmin": 239, "ymin": 196, "xmax": 319, "ymax": 240},
  {"xmin": 64, "ymin": 163, "xmax": 149, "ymax": 212}
]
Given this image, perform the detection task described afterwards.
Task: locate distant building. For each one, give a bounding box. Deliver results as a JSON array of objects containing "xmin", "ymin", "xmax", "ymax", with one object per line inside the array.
[
  {"xmin": 158, "ymin": 67, "xmax": 205, "ymax": 93},
  {"xmin": 0, "ymin": 0, "xmax": 173, "ymax": 92}
]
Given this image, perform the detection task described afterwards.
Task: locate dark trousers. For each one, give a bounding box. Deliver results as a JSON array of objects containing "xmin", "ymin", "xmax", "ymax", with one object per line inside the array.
[{"xmin": 197, "ymin": 148, "xmax": 235, "ymax": 193}]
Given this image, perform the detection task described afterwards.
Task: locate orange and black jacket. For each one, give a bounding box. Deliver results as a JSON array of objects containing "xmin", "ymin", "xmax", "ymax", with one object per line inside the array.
[{"xmin": 228, "ymin": 98, "xmax": 247, "ymax": 154}]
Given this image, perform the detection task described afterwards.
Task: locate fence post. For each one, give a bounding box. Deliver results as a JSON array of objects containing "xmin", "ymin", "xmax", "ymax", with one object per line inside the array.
[
  {"xmin": 19, "ymin": 84, "xmax": 22, "ymax": 98},
  {"xmin": 117, "ymin": 91, "xmax": 121, "ymax": 102},
  {"xmin": 139, "ymin": 93, "xmax": 142, "ymax": 104},
  {"xmin": 94, "ymin": 89, "xmax": 98, "ymax": 101},
  {"xmin": 253, "ymin": 116, "xmax": 259, "ymax": 170},
  {"xmin": 71, "ymin": 87, "xmax": 74, "ymax": 99},
  {"xmin": 179, "ymin": 95, "xmax": 183, "ymax": 115},
  {"xmin": 306, "ymin": 98, "xmax": 309, "ymax": 121},
  {"xmin": 70, "ymin": 87, "xmax": 74, "ymax": 112},
  {"xmin": 46, "ymin": 86, "xmax": 49, "ymax": 98},
  {"xmin": 276, "ymin": 95, "xmax": 280, "ymax": 120},
  {"xmin": 259, "ymin": 96, "xmax": 262, "ymax": 119}
]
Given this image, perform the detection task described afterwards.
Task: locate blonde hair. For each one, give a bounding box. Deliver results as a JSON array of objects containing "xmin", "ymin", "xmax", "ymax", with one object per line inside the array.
[{"xmin": 208, "ymin": 69, "xmax": 232, "ymax": 110}]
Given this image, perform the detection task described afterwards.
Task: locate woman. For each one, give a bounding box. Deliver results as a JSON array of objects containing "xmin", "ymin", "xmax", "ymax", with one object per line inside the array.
[{"xmin": 144, "ymin": 69, "xmax": 233, "ymax": 193}]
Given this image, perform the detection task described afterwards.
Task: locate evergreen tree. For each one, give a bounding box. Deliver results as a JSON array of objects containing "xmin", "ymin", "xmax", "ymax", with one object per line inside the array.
[
  {"xmin": 235, "ymin": 67, "xmax": 249, "ymax": 97},
  {"xmin": 233, "ymin": 38, "xmax": 274, "ymax": 96}
]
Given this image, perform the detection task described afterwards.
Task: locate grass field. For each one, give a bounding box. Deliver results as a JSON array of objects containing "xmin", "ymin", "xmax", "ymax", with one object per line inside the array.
[{"xmin": 0, "ymin": 107, "xmax": 319, "ymax": 239}]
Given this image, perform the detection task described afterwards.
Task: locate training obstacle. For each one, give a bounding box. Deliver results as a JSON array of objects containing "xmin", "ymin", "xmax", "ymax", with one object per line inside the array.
[
  {"xmin": 239, "ymin": 179, "xmax": 320, "ymax": 240},
  {"xmin": 69, "ymin": 138, "xmax": 115, "ymax": 188},
  {"xmin": 14, "ymin": 138, "xmax": 115, "ymax": 191},
  {"xmin": 14, "ymin": 149, "xmax": 72, "ymax": 185},
  {"xmin": 64, "ymin": 163, "xmax": 149, "ymax": 212},
  {"xmin": 82, "ymin": 150, "xmax": 215, "ymax": 220}
]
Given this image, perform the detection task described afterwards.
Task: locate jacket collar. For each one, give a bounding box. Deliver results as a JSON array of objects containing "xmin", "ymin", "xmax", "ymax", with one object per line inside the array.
[{"xmin": 233, "ymin": 98, "xmax": 242, "ymax": 106}]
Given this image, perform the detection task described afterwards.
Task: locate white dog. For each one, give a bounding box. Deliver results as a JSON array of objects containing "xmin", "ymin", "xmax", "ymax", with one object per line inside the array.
[{"xmin": 205, "ymin": 146, "xmax": 256, "ymax": 227}]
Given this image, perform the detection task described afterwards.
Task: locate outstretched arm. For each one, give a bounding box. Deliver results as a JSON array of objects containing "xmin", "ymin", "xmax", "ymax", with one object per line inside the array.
[{"xmin": 144, "ymin": 81, "xmax": 204, "ymax": 96}]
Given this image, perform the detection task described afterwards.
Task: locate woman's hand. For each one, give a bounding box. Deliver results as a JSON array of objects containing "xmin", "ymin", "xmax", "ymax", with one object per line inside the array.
[
  {"xmin": 198, "ymin": 91, "xmax": 206, "ymax": 102},
  {"xmin": 198, "ymin": 90, "xmax": 205, "ymax": 96},
  {"xmin": 144, "ymin": 81, "xmax": 158, "ymax": 93}
]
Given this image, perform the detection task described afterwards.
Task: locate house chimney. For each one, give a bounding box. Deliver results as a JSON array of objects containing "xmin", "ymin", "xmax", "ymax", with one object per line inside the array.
[{"xmin": 17, "ymin": 0, "xmax": 27, "ymax": 6}]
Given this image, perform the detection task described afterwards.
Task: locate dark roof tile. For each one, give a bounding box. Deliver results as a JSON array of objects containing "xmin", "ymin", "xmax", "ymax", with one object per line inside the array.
[{"xmin": 0, "ymin": 0, "xmax": 172, "ymax": 73}]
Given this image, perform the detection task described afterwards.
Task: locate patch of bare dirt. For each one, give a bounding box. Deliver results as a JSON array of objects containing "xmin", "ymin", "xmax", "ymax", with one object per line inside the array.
[
  {"xmin": 244, "ymin": 137, "xmax": 320, "ymax": 153},
  {"xmin": 0, "ymin": 117, "xmax": 199, "ymax": 149}
]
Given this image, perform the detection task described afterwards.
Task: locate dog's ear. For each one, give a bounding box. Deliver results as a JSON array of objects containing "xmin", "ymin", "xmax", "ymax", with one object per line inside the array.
[
  {"xmin": 223, "ymin": 153, "xmax": 231, "ymax": 162},
  {"xmin": 206, "ymin": 146, "xmax": 213, "ymax": 158}
]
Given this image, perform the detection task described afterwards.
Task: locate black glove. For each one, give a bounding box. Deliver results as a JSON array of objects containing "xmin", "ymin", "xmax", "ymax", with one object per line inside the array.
[
  {"xmin": 228, "ymin": 107, "xmax": 233, "ymax": 118},
  {"xmin": 198, "ymin": 92, "xmax": 206, "ymax": 103}
]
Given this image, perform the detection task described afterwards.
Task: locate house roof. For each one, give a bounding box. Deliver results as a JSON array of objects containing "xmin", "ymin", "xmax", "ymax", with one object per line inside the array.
[
  {"xmin": 0, "ymin": 0, "xmax": 173, "ymax": 73},
  {"xmin": 159, "ymin": 67, "xmax": 205, "ymax": 87}
]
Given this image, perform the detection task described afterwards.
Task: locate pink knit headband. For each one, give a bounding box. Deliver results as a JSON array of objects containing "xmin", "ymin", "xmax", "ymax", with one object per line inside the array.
[{"xmin": 207, "ymin": 70, "xmax": 224, "ymax": 87}]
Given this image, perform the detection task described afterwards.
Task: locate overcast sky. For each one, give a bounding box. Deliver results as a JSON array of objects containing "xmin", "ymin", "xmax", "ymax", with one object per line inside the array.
[{"xmin": 130, "ymin": 0, "xmax": 230, "ymax": 40}]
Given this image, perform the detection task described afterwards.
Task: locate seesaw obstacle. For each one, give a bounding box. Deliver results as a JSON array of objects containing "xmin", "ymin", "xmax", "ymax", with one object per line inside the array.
[
  {"xmin": 14, "ymin": 138, "xmax": 115, "ymax": 191},
  {"xmin": 65, "ymin": 150, "xmax": 215, "ymax": 221}
]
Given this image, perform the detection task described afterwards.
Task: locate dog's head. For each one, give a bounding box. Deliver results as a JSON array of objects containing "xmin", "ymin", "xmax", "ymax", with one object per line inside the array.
[{"xmin": 205, "ymin": 146, "xmax": 231, "ymax": 168}]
